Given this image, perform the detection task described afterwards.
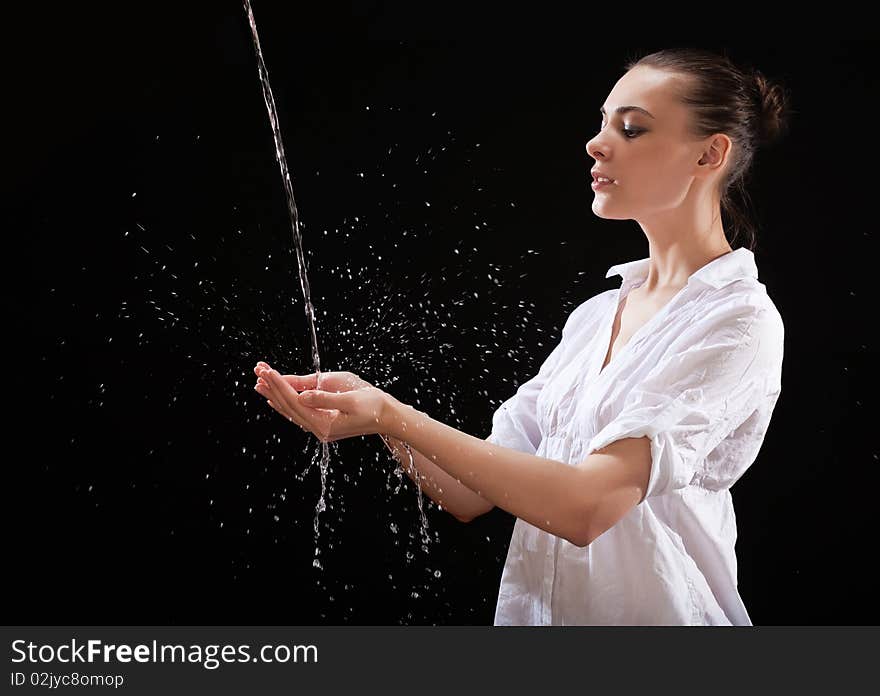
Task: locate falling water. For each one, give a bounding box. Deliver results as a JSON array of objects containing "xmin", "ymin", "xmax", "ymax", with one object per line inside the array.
[
  {"xmin": 241, "ymin": 1, "xmax": 431, "ymax": 569},
  {"xmin": 242, "ymin": 0, "xmax": 329, "ymax": 568}
]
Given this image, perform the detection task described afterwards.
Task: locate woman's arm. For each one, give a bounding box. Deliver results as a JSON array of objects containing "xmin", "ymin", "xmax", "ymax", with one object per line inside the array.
[
  {"xmin": 380, "ymin": 434, "xmax": 496, "ymax": 523},
  {"xmin": 254, "ymin": 365, "xmax": 585, "ymax": 541},
  {"xmin": 380, "ymin": 397, "xmax": 591, "ymax": 547}
]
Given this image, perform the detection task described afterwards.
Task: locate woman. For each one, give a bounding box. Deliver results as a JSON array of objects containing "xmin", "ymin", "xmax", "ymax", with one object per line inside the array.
[{"xmin": 252, "ymin": 47, "xmax": 792, "ymax": 625}]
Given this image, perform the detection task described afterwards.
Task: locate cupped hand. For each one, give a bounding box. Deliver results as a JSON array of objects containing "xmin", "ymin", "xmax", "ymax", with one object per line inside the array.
[
  {"xmin": 254, "ymin": 362, "xmax": 375, "ymax": 393},
  {"xmin": 253, "ymin": 361, "xmax": 391, "ymax": 443}
]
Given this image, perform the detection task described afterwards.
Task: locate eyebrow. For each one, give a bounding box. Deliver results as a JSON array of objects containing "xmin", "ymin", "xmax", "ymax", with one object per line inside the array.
[{"xmin": 600, "ymin": 105, "xmax": 655, "ymax": 119}]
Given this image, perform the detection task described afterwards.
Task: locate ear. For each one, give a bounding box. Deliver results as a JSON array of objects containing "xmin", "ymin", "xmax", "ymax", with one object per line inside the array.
[{"xmin": 696, "ymin": 133, "xmax": 732, "ymax": 174}]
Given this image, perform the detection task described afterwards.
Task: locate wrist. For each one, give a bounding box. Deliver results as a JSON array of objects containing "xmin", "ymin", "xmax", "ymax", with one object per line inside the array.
[{"xmin": 379, "ymin": 392, "xmax": 405, "ymax": 439}]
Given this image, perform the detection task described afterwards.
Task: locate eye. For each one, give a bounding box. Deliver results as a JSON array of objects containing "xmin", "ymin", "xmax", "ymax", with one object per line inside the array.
[{"xmin": 599, "ymin": 121, "xmax": 643, "ymax": 139}]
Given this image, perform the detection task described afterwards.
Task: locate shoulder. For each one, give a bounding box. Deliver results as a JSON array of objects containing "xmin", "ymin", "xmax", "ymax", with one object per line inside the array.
[
  {"xmin": 686, "ymin": 279, "xmax": 784, "ymax": 346},
  {"xmin": 562, "ymin": 289, "xmax": 617, "ymax": 337},
  {"xmin": 663, "ymin": 280, "xmax": 784, "ymax": 392}
]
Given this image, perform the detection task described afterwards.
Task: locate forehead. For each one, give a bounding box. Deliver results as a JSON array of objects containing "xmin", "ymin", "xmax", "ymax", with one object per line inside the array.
[{"xmin": 603, "ymin": 66, "xmax": 684, "ymax": 119}]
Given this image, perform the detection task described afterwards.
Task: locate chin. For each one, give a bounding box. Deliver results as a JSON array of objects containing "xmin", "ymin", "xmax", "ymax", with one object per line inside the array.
[{"xmin": 590, "ymin": 200, "xmax": 629, "ymax": 220}]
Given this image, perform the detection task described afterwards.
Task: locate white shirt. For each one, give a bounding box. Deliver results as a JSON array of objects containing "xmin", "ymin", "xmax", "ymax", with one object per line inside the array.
[{"xmin": 488, "ymin": 247, "xmax": 784, "ymax": 625}]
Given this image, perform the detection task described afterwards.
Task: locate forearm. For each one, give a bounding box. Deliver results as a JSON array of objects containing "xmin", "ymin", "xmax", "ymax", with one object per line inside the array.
[
  {"xmin": 381, "ymin": 396, "xmax": 590, "ymax": 546},
  {"xmin": 379, "ymin": 434, "xmax": 494, "ymax": 522}
]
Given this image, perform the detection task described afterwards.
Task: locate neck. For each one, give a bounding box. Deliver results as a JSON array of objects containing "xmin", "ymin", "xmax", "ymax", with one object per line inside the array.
[{"xmin": 636, "ymin": 205, "xmax": 731, "ymax": 293}]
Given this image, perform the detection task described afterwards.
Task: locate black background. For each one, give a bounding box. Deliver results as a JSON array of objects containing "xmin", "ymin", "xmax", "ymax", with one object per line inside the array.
[{"xmin": 5, "ymin": 7, "xmax": 878, "ymax": 624}]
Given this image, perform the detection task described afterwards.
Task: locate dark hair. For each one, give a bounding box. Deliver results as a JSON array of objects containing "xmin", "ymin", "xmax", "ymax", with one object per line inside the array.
[{"xmin": 623, "ymin": 48, "xmax": 794, "ymax": 252}]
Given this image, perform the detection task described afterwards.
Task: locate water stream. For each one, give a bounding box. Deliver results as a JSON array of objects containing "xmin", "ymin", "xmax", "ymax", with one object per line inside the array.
[{"xmin": 242, "ymin": 1, "xmax": 431, "ymax": 569}]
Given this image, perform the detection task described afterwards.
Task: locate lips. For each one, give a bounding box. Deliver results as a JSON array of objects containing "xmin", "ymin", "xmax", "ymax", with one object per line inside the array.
[{"xmin": 591, "ymin": 171, "xmax": 616, "ymax": 183}]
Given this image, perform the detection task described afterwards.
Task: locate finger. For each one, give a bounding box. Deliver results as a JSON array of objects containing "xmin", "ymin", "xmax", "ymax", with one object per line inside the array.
[
  {"xmin": 261, "ymin": 379, "xmax": 295, "ymax": 421},
  {"xmin": 283, "ymin": 374, "xmax": 318, "ymax": 390},
  {"xmin": 265, "ymin": 398, "xmax": 288, "ymax": 419},
  {"xmin": 257, "ymin": 368, "xmax": 283, "ymax": 402},
  {"xmin": 267, "ymin": 372, "xmax": 345, "ymax": 439},
  {"xmin": 266, "ymin": 399, "xmax": 309, "ymax": 431},
  {"xmin": 298, "ymin": 391, "xmax": 352, "ymax": 436},
  {"xmin": 266, "ymin": 399, "xmax": 293, "ymax": 422},
  {"xmin": 266, "ymin": 399, "xmax": 297, "ymax": 425},
  {"xmin": 265, "ymin": 369, "xmax": 308, "ymax": 418},
  {"xmin": 255, "ymin": 375, "xmax": 294, "ymax": 420},
  {"xmin": 298, "ymin": 389, "xmax": 346, "ymax": 410}
]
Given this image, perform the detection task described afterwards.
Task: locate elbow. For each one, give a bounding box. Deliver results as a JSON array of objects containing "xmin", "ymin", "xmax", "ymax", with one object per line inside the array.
[
  {"xmin": 562, "ymin": 510, "xmax": 593, "ymax": 547},
  {"xmin": 455, "ymin": 508, "xmax": 494, "ymax": 524},
  {"xmin": 455, "ymin": 508, "xmax": 487, "ymax": 523},
  {"xmin": 566, "ymin": 530, "xmax": 593, "ymax": 548},
  {"xmin": 455, "ymin": 501, "xmax": 496, "ymax": 524},
  {"xmin": 566, "ymin": 492, "xmax": 595, "ymax": 548},
  {"xmin": 453, "ymin": 506, "xmax": 479, "ymax": 523}
]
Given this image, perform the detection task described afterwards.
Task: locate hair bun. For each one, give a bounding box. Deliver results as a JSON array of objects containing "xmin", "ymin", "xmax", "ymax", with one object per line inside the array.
[{"xmin": 753, "ymin": 69, "xmax": 792, "ymax": 146}]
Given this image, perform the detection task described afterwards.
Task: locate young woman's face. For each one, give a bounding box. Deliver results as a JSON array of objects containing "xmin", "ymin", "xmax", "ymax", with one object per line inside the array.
[{"xmin": 585, "ymin": 66, "xmax": 713, "ymax": 221}]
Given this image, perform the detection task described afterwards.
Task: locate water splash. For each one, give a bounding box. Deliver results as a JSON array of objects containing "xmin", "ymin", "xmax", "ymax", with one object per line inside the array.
[
  {"xmin": 241, "ymin": 1, "xmax": 433, "ymax": 568},
  {"xmin": 242, "ymin": 0, "xmax": 329, "ymax": 567}
]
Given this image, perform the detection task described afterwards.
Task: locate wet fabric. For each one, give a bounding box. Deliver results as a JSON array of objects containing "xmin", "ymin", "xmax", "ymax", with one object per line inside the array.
[{"xmin": 488, "ymin": 248, "xmax": 784, "ymax": 625}]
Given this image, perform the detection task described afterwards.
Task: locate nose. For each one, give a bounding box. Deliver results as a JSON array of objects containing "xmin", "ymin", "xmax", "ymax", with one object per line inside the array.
[{"xmin": 585, "ymin": 133, "xmax": 608, "ymax": 162}]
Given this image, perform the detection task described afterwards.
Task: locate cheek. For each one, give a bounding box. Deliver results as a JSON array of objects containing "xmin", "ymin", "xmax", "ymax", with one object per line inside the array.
[
  {"xmin": 591, "ymin": 169, "xmax": 686, "ymax": 219},
  {"xmin": 628, "ymin": 153, "xmax": 693, "ymax": 202},
  {"xmin": 635, "ymin": 173, "xmax": 680, "ymax": 201}
]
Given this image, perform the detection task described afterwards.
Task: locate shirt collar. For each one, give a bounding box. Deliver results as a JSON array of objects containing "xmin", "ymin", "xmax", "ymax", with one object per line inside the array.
[{"xmin": 604, "ymin": 247, "xmax": 758, "ymax": 289}]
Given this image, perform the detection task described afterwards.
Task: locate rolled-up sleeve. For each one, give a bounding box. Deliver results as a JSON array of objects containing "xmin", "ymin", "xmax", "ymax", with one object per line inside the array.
[
  {"xmin": 487, "ymin": 299, "xmax": 596, "ymax": 455},
  {"xmin": 487, "ymin": 338, "xmax": 567, "ymax": 455},
  {"xmin": 585, "ymin": 304, "xmax": 783, "ymax": 501}
]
